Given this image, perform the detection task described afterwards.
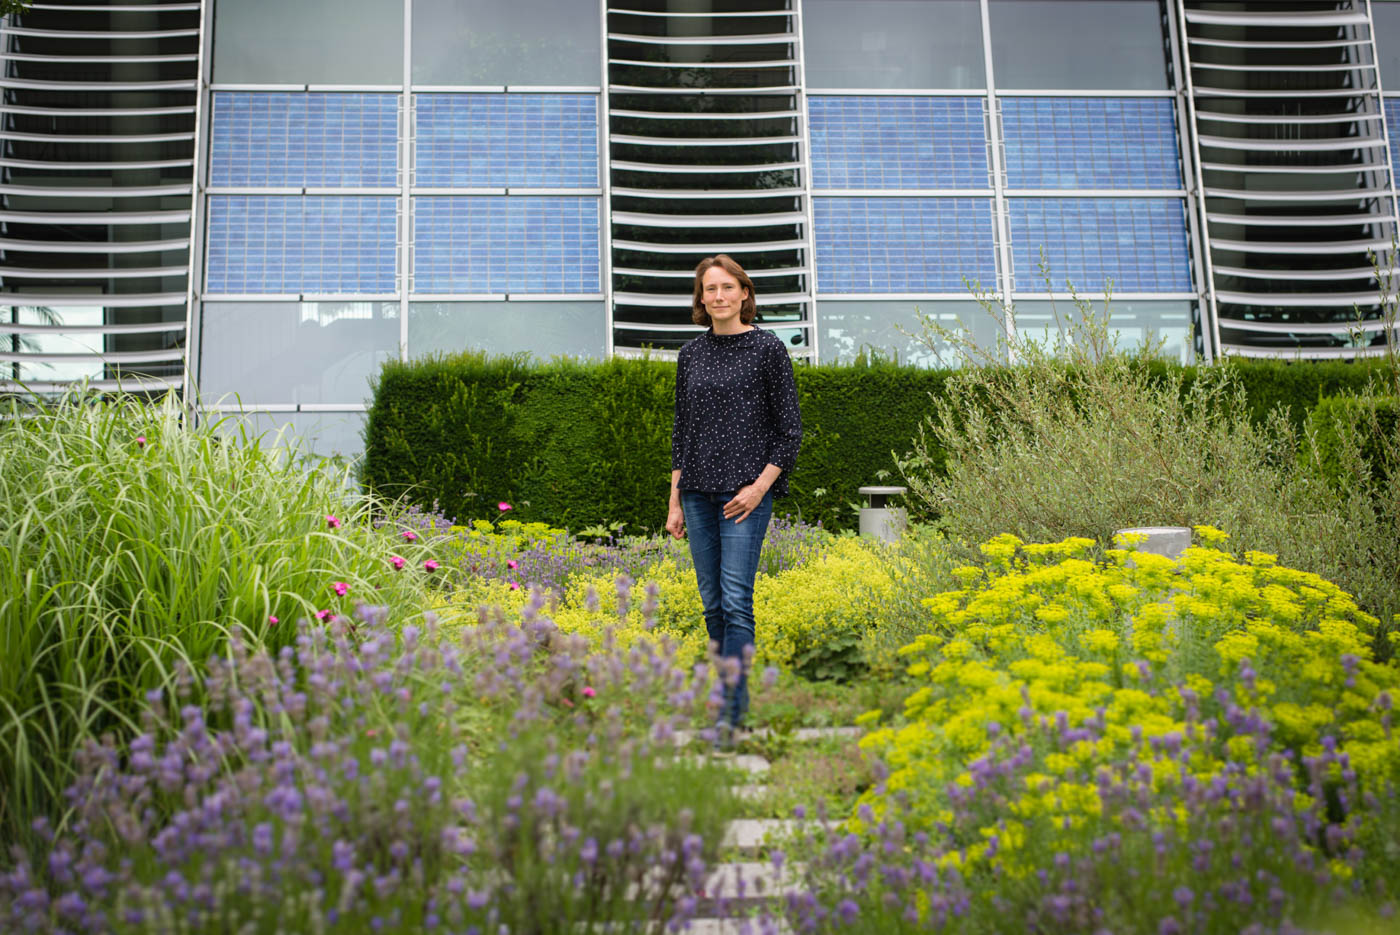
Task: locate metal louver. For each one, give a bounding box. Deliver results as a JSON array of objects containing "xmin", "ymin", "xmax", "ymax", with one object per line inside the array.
[
  {"xmin": 606, "ymin": 0, "xmax": 817, "ymax": 358},
  {"xmin": 1, "ymin": 1, "xmax": 201, "ymax": 393},
  {"xmin": 1176, "ymin": 0, "xmax": 1399, "ymax": 359}
]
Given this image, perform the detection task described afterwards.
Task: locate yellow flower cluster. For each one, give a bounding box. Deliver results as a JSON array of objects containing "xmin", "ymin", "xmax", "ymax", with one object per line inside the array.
[
  {"xmin": 435, "ymin": 533, "xmax": 899, "ymax": 675},
  {"xmin": 858, "ymin": 531, "xmax": 1398, "ymax": 867},
  {"xmin": 548, "ymin": 536, "xmax": 898, "ymax": 673}
]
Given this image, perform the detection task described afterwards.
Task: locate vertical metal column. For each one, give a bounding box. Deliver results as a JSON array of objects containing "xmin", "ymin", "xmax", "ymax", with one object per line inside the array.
[
  {"xmin": 1364, "ymin": 0, "xmax": 1400, "ymax": 254},
  {"xmin": 979, "ymin": 0, "xmax": 1017, "ymax": 346},
  {"xmin": 399, "ymin": 0, "xmax": 412, "ymax": 360},
  {"xmin": 600, "ymin": 0, "xmax": 615, "ymax": 358},
  {"xmin": 1163, "ymin": 0, "xmax": 1216, "ymax": 363},
  {"xmin": 794, "ymin": 0, "xmax": 820, "ymax": 362},
  {"xmin": 183, "ymin": 0, "xmax": 215, "ymax": 404}
]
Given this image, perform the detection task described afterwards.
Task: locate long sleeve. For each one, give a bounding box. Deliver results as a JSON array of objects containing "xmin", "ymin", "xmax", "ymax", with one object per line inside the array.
[
  {"xmin": 763, "ymin": 340, "xmax": 802, "ymax": 473},
  {"xmin": 670, "ymin": 349, "xmax": 689, "ymax": 471}
]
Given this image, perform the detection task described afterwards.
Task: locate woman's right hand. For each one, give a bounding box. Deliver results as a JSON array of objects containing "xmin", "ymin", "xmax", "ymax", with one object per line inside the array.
[{"xmin": 665, "ymin": 502, "xmax": 686, "ymax": 539}]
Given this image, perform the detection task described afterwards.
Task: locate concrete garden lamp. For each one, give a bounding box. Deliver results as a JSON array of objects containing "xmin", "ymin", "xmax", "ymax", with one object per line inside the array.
[{"xmin": 858, "ymin": 485, "xmax": 908, "ymax": 543}]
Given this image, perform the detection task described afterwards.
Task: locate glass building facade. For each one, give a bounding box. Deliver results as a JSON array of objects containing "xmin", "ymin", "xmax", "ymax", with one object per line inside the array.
[{"xmin": 3, "ymin": 0, "xmax": 1399, "ymax": 458}]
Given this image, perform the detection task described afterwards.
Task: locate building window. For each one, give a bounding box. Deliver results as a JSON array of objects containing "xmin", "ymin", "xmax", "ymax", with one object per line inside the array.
[
  {"xmin": 208, "ymin": 410, "xmax": 371, "ymax": 462},
  {"xmin": 803, "ymin": 0, "xmax": 984, "ymax": 90},
  {"xmin": 212, "ymin": 0, "xmax": 404, "ymax": 85},
  {"xmin": 206, "ymin": 197, "xmax": 399, "ymax": 295},
  {"xmin": 1374, "ymin": 1, "xmax": 1400, "ymax": 91},
  {"xmin": 198, "ymin": 302, "xmax": 400, "ymax": 406},
  {"xmin": 809, "ymin": 96, "xmax": 989, "ymax": 189},
  {"xmin": 210, "ymin": 93, "xmax": 400, "ymax": 188},
  {"xmin": 414, "ymin": 94, "xmax": 599, "ymax": 188},
  {"xmin": 1007, "ymin": 198, "xmax": 1192, "ymax": 292},
  {"xmin": 412, "ymin": 0, "xmax": 601, "ymax": 86},
  {"xmin": 814, "ymin": 198, "xmax": 998, "ymax": 293},
  {"xmin": 1000, "ymin": 97, "xmax": 1182, "ymax": 189},
  {"xmin": 1012, "ymin": 299, "xmax": 1193, "ymax": 362},
  {"xmin": 989, "ymin": 0, "xmax": 1168, "ymax": 90},
  {"xmin": 818, "ymin": 299, "xmax": 1007, "ymax": 365},
  {"xmin": 411, "ymin": 197, "xmax": 601, "ymax": 294},
  {"xmin": 407, "ymin": 302, "xmax": 606, "ymax": 359}
]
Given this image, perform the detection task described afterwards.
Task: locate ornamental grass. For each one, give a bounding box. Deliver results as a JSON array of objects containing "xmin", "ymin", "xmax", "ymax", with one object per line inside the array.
[{"xmin": 0, "ymin": 392, "xmax": 434, "ymax": 849}]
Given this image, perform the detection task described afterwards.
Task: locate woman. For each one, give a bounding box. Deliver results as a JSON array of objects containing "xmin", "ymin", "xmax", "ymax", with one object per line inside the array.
[{"xmin": 665, "ymin": 254, "xmax": 802, "ymax": 752}]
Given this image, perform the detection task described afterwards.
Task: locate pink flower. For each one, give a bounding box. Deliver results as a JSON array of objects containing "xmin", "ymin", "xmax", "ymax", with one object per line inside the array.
[
  {"xmin": 326, "ymin": 515, "xmax": 341, "ymax": 529},
  {"xmin": 582, "ymin": 686, "xmax": 596, "ymax": 699},
  {"xmin": 135, "ymin": 435, "xmax": 146, "ymax": 448},
  {"xmin": 316, "ymin": 609, "xmax": 332, "ymax": 621},
  {"xmin": 401, "ymin": 529, "xmax": 419, "ymax": 542},
  {"xmin": 332, "ymin": 581, "xmax": 349, "ymax": 597},
  {"xmin": 508, "ymin": 581, "xmax": 520, "ymax": 591},
  {"xmin": 268, "ymin": 615, "xmax": 279, "ymax": 626},
  {"xmin": 423, "ymin": 559, "xmax": 440, "ymax": 573},
  {"xmin": 497, "ymin": 501, "xmax": 512, "ymax": 512},
  {"xmin": 389, "ymin": 555, "xmax": 406, "ymax": 570},
  {"xmin": 507, "ymin": 559, "xmax": 519, "ymax": 570}
]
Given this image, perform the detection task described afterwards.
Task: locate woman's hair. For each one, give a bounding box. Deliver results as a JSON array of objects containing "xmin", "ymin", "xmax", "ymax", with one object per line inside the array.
[{"xmin": 691, "ymin": 254, "xmax": 757, "ymax": 326}]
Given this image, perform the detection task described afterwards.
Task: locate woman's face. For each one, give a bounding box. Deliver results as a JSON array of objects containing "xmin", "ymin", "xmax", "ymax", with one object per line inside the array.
[{"xmin": 701, "ymin": 265, "xmax": 749, "ymax": 328}]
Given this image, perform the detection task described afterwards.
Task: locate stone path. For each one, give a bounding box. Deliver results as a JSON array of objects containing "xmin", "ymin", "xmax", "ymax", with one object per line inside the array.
[{"xmin": 678, "ymin": 726, "xmax": 863, "ymax": 932}]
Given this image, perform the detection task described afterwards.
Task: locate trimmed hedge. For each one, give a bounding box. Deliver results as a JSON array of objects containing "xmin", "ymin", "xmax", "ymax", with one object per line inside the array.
[
  {"xmin": 1306, "ymin": 394, "xmax": 1400, "ymax": 489},
  {"xmin": 361, "ymin": 352, "xmax": 1394, "ymax": 534},
  {"xmin": 1207, "ymin": 358, "xmax": 1396, "ymax": 431}
]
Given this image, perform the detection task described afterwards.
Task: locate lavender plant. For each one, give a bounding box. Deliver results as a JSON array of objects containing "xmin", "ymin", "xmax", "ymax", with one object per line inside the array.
[
  {"xmin": 437, "ymin": 513, "xmax": 830, "ymax": 601},
  {"xmin": 0, "ymin": 599, "xmax": 740, "ymax": 933}
]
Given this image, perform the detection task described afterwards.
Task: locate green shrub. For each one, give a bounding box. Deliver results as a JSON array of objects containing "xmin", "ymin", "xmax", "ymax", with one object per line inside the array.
[
  {"xmin": 363, "ymin": 350, "xmax": 1385, "ymax": 537},
  {"xmin": 0, "ymin": 391, "xmax": 433, "ymax": 846},
  {"xmin": 362, "ymin": 350, "xmax": 952, "ymax": 534}
]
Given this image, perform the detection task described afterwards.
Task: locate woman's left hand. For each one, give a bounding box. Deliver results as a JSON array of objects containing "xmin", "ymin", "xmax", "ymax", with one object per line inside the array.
[{"xmin": 723, "ymin": 484, "xmax": 767, "ymax": 524}]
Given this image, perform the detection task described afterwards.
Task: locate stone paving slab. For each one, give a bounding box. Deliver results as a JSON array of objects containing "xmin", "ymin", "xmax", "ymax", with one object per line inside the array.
[
  {"xmin": 583, "ymin": 917, "xmax": 790, "ymax": 933},
  {"xmin": 681, "ymin": 917, "xmax": 792, "ymax": 934},
  {"xmin": 673, "ymin": 726, "xmax": 863, "ymax": 747},
  {"xmin": 700, "ymin": 860, "xmax": 803, "ymax": 902},
  {"xmin": 681, "ymin": 753, "xmax": 771, "ymax": 776},
  {"xmin": 722, "ymin": 819, "xmax": 798, "ymax": 854}
]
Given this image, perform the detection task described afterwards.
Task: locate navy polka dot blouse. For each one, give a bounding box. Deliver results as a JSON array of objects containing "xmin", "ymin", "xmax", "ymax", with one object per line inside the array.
[{"xmin": 671, "ymin": 326, "xmax": 803, "ymax": 497}]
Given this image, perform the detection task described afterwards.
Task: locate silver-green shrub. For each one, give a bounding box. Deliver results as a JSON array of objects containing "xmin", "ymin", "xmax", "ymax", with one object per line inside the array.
[{"xmin": 895, "ymin": 287, "xmax": 1400, "ymax": 653}]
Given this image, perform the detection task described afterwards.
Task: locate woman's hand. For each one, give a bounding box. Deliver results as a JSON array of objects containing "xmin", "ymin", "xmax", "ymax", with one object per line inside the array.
[
  {"xmin": 723, "ymin": 484, "xmax": 767, "ymax": 524},
  {"xmin": 665, "ymin": 502, "xmax": 686, "ymax": 539}
]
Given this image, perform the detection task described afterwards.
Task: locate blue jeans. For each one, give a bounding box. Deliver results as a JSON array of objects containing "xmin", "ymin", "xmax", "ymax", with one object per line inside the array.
[{"xmin": 680, "ymin": 488, "xmax": 774, "ymax": 728}]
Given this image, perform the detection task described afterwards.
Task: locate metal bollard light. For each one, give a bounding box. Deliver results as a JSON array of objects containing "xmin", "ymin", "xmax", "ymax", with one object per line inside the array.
[
  {"xmin": 1113, "ymin": 525, "xmax": 1192, "ymax": 560},
  {"xmin": 858, "ymin": 485, "xmax": 908, "ymax": 543}
]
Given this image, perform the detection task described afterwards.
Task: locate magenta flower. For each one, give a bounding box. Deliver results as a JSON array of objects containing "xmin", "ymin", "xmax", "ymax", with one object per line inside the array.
[
  {"xmin": 332, "ymin": 581, "xmax": 349, "ymax": 597},
  {"xmin": 268, "ymin": 615, "xmax": 279, "ymax": 626},
  {"xmin": 389, "ymin": 555, "xmax": 406, "ymax": 571},
  {"xmin": 497, "ymin": 501, "xmax": 512, "ymax": 512},
  {"xmin": 316, "ymin": 609, "xmax": 332, "ymax": 621},
  {"xmin": 508, "ymin": 581, "xmax": 520, "ymax": 591},
  {"xmin": 582, "ymin": 686, "xmax": 596, "ymax": 699},
  {"xmin": 401, "ymin": 529, "xmax": 419, "ymax": 542},
  {"xmin": 507, "ymin": 559, "xmax": 519, "ymax": 570},
  {"xmin": 135, "ymin": 435, "xmax": 146, "ymax": 448},
  {"xmin": 326, "ymin": 515, "xmax": 341, "ymax": 529},
  {"xmin": 423, "ymin": 559, "xmax": 440, "ymax": 573}
]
